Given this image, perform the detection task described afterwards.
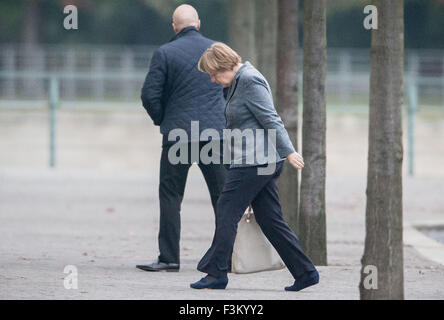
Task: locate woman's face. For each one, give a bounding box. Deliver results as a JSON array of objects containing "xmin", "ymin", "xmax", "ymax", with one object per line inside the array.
[{"xmin": 209, "ymin": 69, "xmax": 237, "ymax": 88}]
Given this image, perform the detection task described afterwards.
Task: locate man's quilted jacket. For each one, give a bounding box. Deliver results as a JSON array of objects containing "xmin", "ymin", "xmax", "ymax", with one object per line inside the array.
[{"xmin": 141, "ymin": 26, "xmax": 226, "ymax": 146}]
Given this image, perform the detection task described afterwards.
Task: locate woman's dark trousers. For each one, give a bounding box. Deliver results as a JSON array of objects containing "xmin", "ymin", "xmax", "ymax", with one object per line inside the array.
[{"xmin": 197, "ymin": 161, "xmax": 316, "ymax": 279}]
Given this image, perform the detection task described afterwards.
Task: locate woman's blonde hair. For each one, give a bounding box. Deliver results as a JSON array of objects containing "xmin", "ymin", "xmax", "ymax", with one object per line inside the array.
[{"xmin": 198, "ymin": 42, "xmax": 242, "ymax": 74}]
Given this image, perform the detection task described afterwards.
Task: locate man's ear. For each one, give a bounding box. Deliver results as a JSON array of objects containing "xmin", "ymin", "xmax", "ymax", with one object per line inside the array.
[
  {"xmin": 196, "ymin": 20, "xmax": 201, "ymax": 30},
  {"xmin": 172, "ymin": 22, "xmax": 178, "ymax": 34}
]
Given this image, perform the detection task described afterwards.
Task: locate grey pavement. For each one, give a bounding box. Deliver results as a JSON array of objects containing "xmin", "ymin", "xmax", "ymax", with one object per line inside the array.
[{"xmin": 1, "ymin": 108, "xmax": 444, "ymax": 299}]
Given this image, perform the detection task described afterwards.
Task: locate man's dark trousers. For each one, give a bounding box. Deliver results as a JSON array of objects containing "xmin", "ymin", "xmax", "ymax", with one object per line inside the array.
[{"xmin": 158, "ymin": 140, "xmax": 226, "ymax": 264}]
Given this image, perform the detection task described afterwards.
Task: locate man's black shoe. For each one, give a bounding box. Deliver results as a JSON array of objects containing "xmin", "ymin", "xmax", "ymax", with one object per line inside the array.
[{"xmin": 136, "ymin": 260, "xmax": 180, "ymax": 272}]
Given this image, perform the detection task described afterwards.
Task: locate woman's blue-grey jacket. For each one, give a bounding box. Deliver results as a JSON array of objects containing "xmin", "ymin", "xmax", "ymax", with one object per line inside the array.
[{"xmin": 223, "ymin": 61, "xmax": 296, "ymax": 168}]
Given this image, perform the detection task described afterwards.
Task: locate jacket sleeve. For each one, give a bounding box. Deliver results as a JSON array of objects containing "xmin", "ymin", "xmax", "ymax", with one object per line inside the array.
[
  {"xmin": 141, "ymin": 48, "xmax": 167, "ymax": 126},
  {"xmin": 244, "ymin": 78, "xmax": 296, "ymax": 158}
]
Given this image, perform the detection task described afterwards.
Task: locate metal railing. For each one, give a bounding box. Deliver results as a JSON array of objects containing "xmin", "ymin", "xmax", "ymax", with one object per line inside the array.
[
  {"xmin": 0, "ymin": 45, "xmax": 443, "ymax": 173},
  {"xmin": 0, "ymin": 45, "xmax": 443, "ymax": 105},
  {"xmin": 0, "ymin": 44, "xmax": 156, "ymax": 101}
]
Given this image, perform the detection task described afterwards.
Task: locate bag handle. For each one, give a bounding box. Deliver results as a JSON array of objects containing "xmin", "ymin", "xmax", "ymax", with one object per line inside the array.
[{"xmin": 246, "ymin": 205, "xmax": 253, "ymax": 223}]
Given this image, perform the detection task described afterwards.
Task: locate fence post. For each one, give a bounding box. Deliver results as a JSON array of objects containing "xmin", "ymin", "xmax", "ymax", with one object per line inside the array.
[
  {"xmin": 339, "ymin": 50, "xmax": 351, "ymax": 105},
  {"xmin": 49, "ymin": 75, "xmax": 59, "ymax": 168},
  {"xmin": 2, "ymin": 46, "xmax": 16, "ymax": 98},
  {"xmin": 121, "ymin": 49, "xmax": 134, "ymax": 100},
  {"xmin": 92, "ymin": 50, "xmax": 105, "ymax": 100},
  {"xmin": 442, "ymin": 55, "xmax": 444, "ymax": 111},
  {"xmin": 65, "ymin": 49, "xmax": 76, "ymax": 99},
  {"xmin": 23, "ymin": 46, "xmax": 45, "ymax": 99},
  {"xmin": 407, "ymin": 76, "xmax": 417, "ymax": 176}
]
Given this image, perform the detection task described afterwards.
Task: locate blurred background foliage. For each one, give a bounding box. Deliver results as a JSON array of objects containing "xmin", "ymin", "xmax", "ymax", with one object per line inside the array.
[{"xmin": 0, "ymin": 0, "xmax": 443, "ymax": 47}]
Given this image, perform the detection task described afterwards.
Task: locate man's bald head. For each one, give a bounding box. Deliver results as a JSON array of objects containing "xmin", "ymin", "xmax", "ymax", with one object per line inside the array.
[{"xmin": 172, "ymin": 4, "xmax": 200, "ymax": 33}]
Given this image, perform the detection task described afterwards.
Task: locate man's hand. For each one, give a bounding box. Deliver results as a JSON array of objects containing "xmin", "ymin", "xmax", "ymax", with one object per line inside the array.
[{"xmin": 286, "ymin": 152, "xmax": 304, "ymax": 170}]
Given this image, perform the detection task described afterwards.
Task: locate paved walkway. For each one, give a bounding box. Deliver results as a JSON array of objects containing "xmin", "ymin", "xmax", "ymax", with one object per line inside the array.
[{"xmin": 1, "ymin": 168, "xmax": 443, "ymax": 299}]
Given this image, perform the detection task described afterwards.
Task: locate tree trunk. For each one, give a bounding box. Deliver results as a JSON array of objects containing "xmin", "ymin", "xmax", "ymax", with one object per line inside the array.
[
  {"xmin": 227, "ymin": 0, "xmax": 256, "ymax": 65},
  {"xmin": 276, "ymin": 0, "xmax": 300, "ymax": 235},
  {"xmin": 299, "ymin": 0, "xmax": 327, "ymax": 266},
  {"xmin": 360, "ymin": 0, "xmax": 404, "ymax": 300},
  {"xmin": 255, "ymin": 0, "xmax": 278, "ymax": 95}
]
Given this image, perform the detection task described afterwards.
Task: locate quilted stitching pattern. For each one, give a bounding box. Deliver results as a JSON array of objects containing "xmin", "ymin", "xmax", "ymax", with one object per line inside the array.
[{"xmin": 141, "ymin": 27, "xmax": 226, "ymax": 143}]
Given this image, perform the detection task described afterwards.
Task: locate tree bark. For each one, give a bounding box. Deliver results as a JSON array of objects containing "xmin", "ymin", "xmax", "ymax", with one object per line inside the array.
[
  {"xmin": 299, "ymin": 0, "xmax": 327, "ymax": 266},
  {"xmin": 255, "ymin": 0, "xmax": 278, "ymax": 95},
  {"xmin": 360, "ymin": 0, "xmax": 404, "ymax": 300},
  {"xmin": 276, "ymin": 0, "xmax": 300, "ymax": 235},
  {"xmin": 227, "ymin": 0, "xmax": 256, "ymax": 65}
]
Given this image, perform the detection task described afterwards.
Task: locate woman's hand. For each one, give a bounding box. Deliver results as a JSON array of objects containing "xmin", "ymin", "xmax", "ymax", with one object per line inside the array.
[{"xmin": 286, "ymin": 152, "xmax": 304, "ymax": 170}]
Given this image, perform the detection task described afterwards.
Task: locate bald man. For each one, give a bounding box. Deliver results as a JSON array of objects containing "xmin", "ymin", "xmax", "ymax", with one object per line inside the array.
[
  {"xmin": 138, "ymin": 5, "xmax": 227, "ymax": 272},
  {"xmin": 172, "ymin": 4, "xmax": 200, "ymax": 32}
]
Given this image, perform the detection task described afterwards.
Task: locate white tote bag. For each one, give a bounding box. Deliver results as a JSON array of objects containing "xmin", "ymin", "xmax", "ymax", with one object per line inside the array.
[{"xmin": 231, "ymin": 206, "xmax": 285, "ymax": 274}]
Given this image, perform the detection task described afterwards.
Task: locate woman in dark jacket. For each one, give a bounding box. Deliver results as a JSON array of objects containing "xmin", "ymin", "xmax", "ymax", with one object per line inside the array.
[{"xmin": 191, "ymin": 42, "xmax": 319, "ymax": 292}]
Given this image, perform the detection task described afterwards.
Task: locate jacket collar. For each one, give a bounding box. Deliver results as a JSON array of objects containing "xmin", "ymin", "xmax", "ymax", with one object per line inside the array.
[
  {"xmin": 233, "ymin": 61, "xmax": 251, "ymax": 82},
  {"xmin": 226, "ymin": 61, "xmax": 251, "ymax": 101},
  {"xmin": 170, "ymin": 26, "xmax": 200, "ymax": 42}
]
